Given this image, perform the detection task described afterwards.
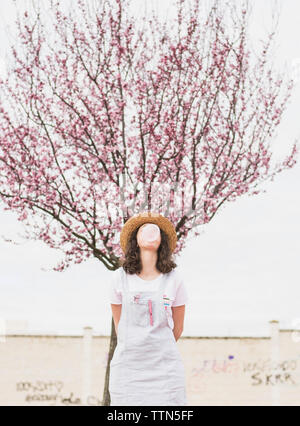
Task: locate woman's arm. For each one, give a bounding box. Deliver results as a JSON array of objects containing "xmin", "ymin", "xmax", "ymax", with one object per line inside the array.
[
  {"xmin": 172, "ymin": 305, "xmax": 185, "ymax": 342},
  {"xmin": 111, "ymin": 304, "xmax": 122, "ymax": 336}
]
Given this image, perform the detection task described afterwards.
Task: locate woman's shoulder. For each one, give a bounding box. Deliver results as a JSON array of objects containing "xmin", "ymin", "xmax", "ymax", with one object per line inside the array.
[
  {"xmin": 123, "ymin": 269, "xmax": 134, "ymax": 278},
  {"xmin": 110, "ymin": 268, "xmax": 126, "ymax": 285},
  {"xmin": 165, "ymin": 268, "xmax": 183, "ymax": 282}
]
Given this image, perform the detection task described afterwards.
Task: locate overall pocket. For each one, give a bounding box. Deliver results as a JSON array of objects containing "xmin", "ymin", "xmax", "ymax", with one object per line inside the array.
[
  {"xmin": 131, "ymin": 295, "xmax": 154, "ymax": 327},
  {"xmin": 163, "ymin": 295, "xmax": 174, "ymax": 329}
]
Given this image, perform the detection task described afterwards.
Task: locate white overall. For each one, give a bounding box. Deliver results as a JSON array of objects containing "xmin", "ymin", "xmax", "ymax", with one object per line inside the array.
[{"xmin": 109, "ymin": 269, "xmax": 187, "ymax": 406}]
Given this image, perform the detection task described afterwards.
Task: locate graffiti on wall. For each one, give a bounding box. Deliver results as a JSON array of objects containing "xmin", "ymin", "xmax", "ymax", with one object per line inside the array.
[
  {"xmin": 191, "ymin": 356, "xmax": 240, "ymax": 376},
  {"xmin": 243, "ymin": 358, "xmax": 298, "ymax": 386},
  {"xmin": 189, "ymin": 356, "xmax": 299, "ymax": 392},
  {"xmin": 16, "ymin": 381, "xmax": 102, "ymax": 406},
  {"xmin": 189, "ymin": 355, "xmax": 239, "ymax": 393}
]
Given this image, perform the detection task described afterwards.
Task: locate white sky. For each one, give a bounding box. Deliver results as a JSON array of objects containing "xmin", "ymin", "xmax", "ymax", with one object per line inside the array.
[{"xmin": 0, "ymin": 0, "xmax": 300, "ymax": 337}]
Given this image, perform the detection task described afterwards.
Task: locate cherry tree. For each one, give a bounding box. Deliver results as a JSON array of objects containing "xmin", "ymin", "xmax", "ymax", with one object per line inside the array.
[{"xmin": 0, "ymin": 0, "xmax": 298, "ymax": 405}]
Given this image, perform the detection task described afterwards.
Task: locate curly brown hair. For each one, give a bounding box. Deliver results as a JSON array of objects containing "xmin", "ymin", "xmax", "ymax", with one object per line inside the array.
[{"xmin": 119, "ymin": 225, "xmax": 177, "ymax": 275}]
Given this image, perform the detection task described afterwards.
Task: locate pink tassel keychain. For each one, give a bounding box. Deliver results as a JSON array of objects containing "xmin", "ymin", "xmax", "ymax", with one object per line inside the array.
[{"xmin": 148, "ymin": 299, "xmax": 153, "ymax": 326}]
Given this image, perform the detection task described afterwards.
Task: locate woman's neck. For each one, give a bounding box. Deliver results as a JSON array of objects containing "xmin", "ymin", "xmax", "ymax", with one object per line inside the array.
[{"xmin": 139, "ymin": 248, "xmax": 159, "ymax": 276}]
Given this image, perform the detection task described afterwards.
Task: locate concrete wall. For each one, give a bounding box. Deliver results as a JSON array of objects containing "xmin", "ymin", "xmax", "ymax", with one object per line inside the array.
[{"xmin": 1, "ymin": 321, "xmax": 300, "ymax": 406}]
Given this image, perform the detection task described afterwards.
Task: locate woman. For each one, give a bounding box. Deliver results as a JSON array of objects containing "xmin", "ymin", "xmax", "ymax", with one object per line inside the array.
[{"xmin": 108, "ymin": 211, "xmax": 189, "ymax": 406}]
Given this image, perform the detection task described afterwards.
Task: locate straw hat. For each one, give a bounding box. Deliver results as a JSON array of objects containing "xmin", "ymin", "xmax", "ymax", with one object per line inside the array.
[{"xmin": 120, "ymin": 211, "xmax": 177, "ymax": 254}]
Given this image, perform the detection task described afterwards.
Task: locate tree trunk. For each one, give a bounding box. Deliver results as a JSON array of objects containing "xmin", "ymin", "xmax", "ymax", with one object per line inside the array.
[{"xmin": 102, "ymin": 316, "xmax": 117, "ymax": 406}]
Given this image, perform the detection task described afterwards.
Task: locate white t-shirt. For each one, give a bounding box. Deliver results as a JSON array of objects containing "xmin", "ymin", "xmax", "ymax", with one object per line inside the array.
[{"xmin": 109, "ymin": 268, "xmax": 188, "ymax": 307}]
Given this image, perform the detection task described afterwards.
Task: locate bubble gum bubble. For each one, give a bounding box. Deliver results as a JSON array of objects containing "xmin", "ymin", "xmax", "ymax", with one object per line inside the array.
[{"xmin": 140, "ymin": 223, "xmax": 160, "ymax": 243}]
